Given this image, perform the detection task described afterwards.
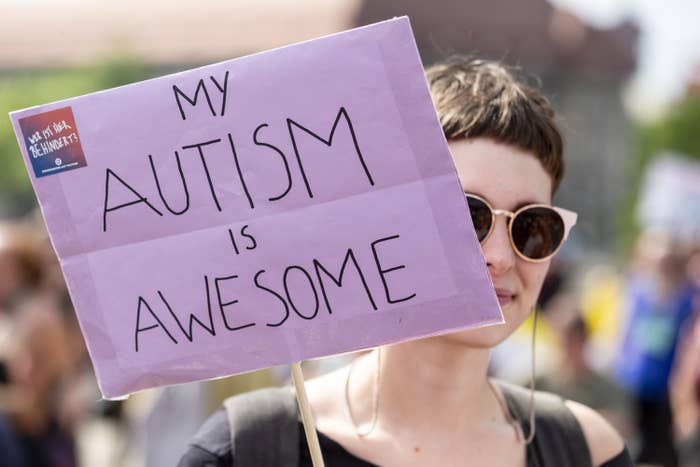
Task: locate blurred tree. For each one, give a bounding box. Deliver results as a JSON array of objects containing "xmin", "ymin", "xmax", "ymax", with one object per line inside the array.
[
  {"xmin": 619, "ymin": 95, "xmax": 700, "ymax": 252},
  {"xmin": 0, "ymin": 57, "xmax": 150, "ymax": 215},
  {"xmin": 637, "ymin": 95, "xmax": 700, "ymax": 164}
]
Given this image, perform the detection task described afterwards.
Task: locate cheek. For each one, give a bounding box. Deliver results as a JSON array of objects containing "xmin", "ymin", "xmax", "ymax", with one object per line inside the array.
[{"xmin": 517, "ymin": 261, "xmax": 550, "ymax": 308}]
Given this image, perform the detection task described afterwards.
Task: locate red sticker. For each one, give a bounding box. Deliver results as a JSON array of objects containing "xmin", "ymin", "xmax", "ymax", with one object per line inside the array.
[{"xmin": 19, "ymin": 106, "xmax": 87, "ymax": 178}]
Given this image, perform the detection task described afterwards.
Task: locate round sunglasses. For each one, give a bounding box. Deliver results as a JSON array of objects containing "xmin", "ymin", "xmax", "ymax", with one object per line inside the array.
[{"xmin": 466, "ymin": 193, "xmax": 577, "ymax": 263}]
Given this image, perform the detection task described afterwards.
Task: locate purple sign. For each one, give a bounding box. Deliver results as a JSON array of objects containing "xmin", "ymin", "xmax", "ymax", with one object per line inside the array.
[{"xmin": 9, "ymin": 17, "xmax": 502, "ymax": 398}]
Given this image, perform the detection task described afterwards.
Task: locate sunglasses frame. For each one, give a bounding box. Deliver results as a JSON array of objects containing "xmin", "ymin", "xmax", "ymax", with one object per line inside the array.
[{"xmin": 466, "ymin": 193, "xmax": 578, "ymax": 263}]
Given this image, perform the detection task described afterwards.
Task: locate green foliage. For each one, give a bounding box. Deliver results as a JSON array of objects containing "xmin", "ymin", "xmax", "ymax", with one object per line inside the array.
[
  {"xmin": 637, "ymin": 94, "xmax": 700, "ymax": 165},
  {"xmin": 618, "ymin": 95, "xmax": 700, "ymax": 252},
  {"xmin": 0, "ymin": 57, "xmax": 151, "ymax": 206}
]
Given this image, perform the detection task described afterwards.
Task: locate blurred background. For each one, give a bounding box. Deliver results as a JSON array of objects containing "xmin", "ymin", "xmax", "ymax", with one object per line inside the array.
[{"xmin": 0, "ymin": 0, "xmax": 699, "ymax": 466}]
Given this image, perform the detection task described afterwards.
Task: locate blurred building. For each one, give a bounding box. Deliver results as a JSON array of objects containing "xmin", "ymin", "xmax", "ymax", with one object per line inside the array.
[
  {"xmin": 357, "ymin": 0, "xmax": 638, "ymax": 252},
  {"xmin": 0, "ymin": 0, "xmax": 637, "ymax": 251}
]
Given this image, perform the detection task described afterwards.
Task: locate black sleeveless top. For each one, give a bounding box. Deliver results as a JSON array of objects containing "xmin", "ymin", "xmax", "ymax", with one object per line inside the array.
[{"xmin": 178, "ymin": 382, "xmax": 632, "ymax": 466}]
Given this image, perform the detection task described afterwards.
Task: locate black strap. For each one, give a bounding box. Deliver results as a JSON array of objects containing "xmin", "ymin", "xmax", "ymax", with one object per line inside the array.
[
  {"xmin": 223, "ymin": 382, "xmax": 593, "ymax": 467},
  {"xmin": 497, "ymin": 380, "xmax": 592, "ymax": 467},
  {"xmin": 224, "ymin": 386, "xmax": 299, "ymax": 467}
]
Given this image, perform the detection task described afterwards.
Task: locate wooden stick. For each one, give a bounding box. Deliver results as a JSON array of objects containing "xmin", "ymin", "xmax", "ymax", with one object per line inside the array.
[{"xmin": 291, "ymin": 361, "xmax": 326, "ymax": 467}]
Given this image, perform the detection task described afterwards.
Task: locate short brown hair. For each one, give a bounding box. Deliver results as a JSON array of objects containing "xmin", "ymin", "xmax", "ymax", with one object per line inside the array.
[{"xmin": 426, "ymin": 57, "xmax": 564, "ymax": 193}]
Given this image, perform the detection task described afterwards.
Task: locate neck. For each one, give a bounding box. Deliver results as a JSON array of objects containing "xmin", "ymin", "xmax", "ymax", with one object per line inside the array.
[{"xmin": 347, "ymin": 337, "xmax": 496, "ymax": 437}]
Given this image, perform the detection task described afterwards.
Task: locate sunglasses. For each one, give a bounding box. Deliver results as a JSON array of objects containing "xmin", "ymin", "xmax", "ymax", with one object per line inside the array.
[{"xmin": 466, "ymin": 193, "xmax": 577, "ymax": 263}]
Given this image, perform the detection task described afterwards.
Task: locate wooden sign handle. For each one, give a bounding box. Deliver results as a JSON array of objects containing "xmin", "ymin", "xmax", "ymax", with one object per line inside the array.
[{"xmin": 291, "ymin": 361, "xmax": 326, "ymax": 467}]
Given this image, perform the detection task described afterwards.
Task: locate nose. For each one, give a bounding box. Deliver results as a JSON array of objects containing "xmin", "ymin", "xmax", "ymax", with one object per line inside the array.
[{"xmin": 482, "ymin": 217, "xmax": 516, "ymax": 276}]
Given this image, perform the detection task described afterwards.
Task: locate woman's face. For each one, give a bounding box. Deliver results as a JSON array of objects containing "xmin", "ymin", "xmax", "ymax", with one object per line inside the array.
[{"xmin": 444, "ymin": 138, "xmax": 554, "ymax": 348}]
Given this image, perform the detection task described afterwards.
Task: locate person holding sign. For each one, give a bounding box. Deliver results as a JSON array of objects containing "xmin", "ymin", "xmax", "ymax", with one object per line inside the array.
[{"xmin": 180, "ymin": 56, "xmax": 630, "ymax": 467}]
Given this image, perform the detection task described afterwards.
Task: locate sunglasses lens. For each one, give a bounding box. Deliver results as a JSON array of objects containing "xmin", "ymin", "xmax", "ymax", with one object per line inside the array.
[
  {"xmin": 466, "ymin": 196, "xmax": 492, "ymax": 242},
  {"xmin": 512, "ymin": 207, "xmax": 565, "ymax": 260}
]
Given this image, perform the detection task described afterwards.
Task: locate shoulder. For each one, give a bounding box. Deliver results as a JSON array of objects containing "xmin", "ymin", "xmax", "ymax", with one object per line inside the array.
[
  {"xmin": 564, "ymin": 400, "xmax": 626, "ymax": 466},
  {"xmin": 178, "ymin": 387, "xmax": 297, "ymax": 467},
  {"xmin": 177, "ymin": 407, "xmax": 231, "ymax": 467},
  {"xmin": 496, "ymin": 381, "xmax": 588, "ymax": 449},
  {"xmin": 496, "ymin": 380, "xmax": 625, "ymax": 466}
]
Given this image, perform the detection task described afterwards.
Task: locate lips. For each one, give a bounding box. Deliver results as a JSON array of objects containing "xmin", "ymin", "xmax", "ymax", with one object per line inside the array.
[{"xmin": 495, "ymin": 288, "xmax": 515, "ymax": 306}]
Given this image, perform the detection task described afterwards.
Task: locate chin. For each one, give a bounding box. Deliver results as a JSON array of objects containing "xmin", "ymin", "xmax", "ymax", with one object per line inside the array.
[
  {"xmin": 438, "ymin": 302, "xmax": 532, "ymax": 348},
  {"xmin": 438, "ymin": 323, "xmax": 513, "ymax": 348}
]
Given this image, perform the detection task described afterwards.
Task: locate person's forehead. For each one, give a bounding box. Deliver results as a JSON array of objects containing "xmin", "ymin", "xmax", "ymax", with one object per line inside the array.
[{"xmin": 448, "ymin": 138, "xmax": 552, "ymax": 207}]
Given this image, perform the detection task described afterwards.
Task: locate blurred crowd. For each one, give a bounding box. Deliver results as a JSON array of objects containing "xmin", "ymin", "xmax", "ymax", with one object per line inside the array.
[
  {"xmin": 521, "ymin": 229, "xmax": 700, "ymax": 467},
  {"xmin": 0, "ymin": 212, "xmax": 288, "ymax": 467},
  {"xmin": 0, "ymin": 209, "xmax": 698, "ymax": 467}
]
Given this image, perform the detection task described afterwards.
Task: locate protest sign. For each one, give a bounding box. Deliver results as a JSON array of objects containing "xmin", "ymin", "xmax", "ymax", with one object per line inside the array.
[
  {"xmin": 10, "ymin": 17, "xmax": 502, "ymax": 399},
  {"xmin": 637, "ymin": 153, "xmax": 700, "ymax": 239}
]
